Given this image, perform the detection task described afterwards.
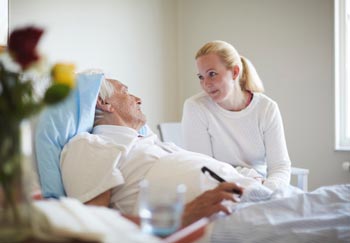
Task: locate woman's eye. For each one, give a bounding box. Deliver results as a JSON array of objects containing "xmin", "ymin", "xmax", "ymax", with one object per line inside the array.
[
  {"xmin": 197, "ymin": 75, "xmax": 204, "ymax": 80},
  {"xmin": 209, "ymin": 71, "xmax": 217, "ymax": 78}
]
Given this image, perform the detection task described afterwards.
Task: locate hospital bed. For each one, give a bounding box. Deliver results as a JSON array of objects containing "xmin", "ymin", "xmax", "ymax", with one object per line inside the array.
[
  {"xmin": 158, "ymin": 122, "xmax": 310, "ymax": 191},
  {"xmin": 32, "ymin": 72, "xmax": 349, "ymax": 243}
]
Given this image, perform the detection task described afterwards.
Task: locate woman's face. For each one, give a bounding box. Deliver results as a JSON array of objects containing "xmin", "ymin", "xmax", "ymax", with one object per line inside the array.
[{"xmin": 196, "ymin": 53, "xmax": 237, "ymax": 103}]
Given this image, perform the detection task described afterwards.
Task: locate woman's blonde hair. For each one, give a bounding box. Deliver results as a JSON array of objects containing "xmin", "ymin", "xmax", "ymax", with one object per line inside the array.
[{"xmin": 195, "ymin": 40, "xmax": 264, "ymax": 93}]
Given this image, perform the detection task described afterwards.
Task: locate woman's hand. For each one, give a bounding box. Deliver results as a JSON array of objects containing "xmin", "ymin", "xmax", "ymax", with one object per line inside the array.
[{"xmin": 182, "ymin": 182, "xmax": 243, "ymax": 227}]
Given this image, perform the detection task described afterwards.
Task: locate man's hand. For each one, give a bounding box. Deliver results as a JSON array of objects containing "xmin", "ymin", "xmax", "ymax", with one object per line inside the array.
[
  {"xmin": 182, "ymin": 182, "xmax": 243, "ymax": 227},
  {"xmin": 85, "ymin": 189, "xmax": 111, "ymax": 207}
]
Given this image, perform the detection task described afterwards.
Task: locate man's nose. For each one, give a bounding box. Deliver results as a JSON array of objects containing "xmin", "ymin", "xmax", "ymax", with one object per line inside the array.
[{"xmin": 134, "ymin": 95, "xmax": 142, "ymax": 104}]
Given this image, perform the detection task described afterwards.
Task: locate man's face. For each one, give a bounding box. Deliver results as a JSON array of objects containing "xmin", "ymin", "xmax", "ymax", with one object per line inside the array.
[{"xmin": 105, "ymin": 79, "xmax": 146, "ymax": 130}]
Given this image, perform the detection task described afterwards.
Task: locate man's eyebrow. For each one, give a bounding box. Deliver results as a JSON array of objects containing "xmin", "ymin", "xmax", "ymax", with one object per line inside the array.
[{"xmin": 119, "ymin": 85, "xmax": 128, "ymax": 92}]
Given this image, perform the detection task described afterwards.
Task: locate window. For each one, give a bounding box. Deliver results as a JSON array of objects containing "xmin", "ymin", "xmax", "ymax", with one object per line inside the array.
[
  {"xmin": 335, "ymin": 0, "xmax": 350, "ymax": 150},
  {"xmin": 0, "ymin": 0, "xmax": 8, "ymax": 46}
]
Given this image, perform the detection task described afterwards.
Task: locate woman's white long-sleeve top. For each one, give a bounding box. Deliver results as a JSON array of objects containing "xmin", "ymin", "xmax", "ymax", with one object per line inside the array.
[{"xmin": 182, "ymin": 92, "xmax": 291, "ymax": 190}]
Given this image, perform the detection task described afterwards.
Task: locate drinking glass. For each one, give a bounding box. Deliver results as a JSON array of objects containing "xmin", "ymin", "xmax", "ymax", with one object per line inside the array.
[{"xmin": 138, "ymin": 180, "xmax": 186, "ymax": 237}]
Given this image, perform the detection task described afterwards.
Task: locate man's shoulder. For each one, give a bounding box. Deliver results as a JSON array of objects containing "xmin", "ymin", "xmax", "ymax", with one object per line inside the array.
[
  {"xmin": 66, "ymin": 132, "xmax": 116, "ymax": 149},
  {"xmin": 60, "ymin": 132, "xmax": 124, "ymax": 166},
  {"xmin": 68, "ymin": 132, "xmax": 100, "ymax": 144}
]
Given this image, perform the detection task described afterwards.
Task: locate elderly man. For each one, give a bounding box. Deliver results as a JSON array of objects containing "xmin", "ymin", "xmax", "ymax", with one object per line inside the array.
[{"xmin": 60, "ymin": 77, "xmax": 249, "ymax": 227}]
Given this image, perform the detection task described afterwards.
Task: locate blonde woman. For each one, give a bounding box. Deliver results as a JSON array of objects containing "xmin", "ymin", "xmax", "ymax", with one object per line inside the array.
[{"xmin": 182, "ymin": 40, "xmax": 291, "ymax": 191}]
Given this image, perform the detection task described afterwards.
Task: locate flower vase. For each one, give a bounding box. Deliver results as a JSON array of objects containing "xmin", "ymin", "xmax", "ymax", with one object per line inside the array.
[{"xmin": 0, "ymin": 119, "xmax": 33, "ymax": 242}]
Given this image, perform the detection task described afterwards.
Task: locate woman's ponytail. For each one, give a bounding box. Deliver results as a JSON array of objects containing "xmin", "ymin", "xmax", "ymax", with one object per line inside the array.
[{"xmin": 240, "ymin": 56, "xmax": 264, "ymax": 93}]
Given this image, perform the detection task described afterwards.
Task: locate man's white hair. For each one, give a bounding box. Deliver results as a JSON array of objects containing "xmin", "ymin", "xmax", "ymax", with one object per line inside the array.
[
  {"xmin": 99, "ymin": 78, "xmax": 115, "ymax": 101},
  {"xmin": 82, "ymin": 70, "xmax": 116, "ymax": 126}
]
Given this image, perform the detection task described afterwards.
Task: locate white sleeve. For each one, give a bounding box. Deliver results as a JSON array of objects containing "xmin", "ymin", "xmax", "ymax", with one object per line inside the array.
[
  {"xmin": 181, "ymin": 98, "xmax": 213, "ymax": 156},
  {"xmin": 262, "ymin": 102, "xmax": 291, "ymax": 190},
  {"xmin": 60, "ymin": 133, "xmax": 125, "ymax": 203}
]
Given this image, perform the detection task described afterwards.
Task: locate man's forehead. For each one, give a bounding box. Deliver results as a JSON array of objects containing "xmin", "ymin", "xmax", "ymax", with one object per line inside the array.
[{"xmin": 107, "ymin": 78, "xmax": 127, "ymax": 89}]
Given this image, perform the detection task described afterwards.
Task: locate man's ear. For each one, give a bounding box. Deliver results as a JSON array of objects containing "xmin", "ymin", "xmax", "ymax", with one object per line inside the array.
[{"xmin": 96, "ymin": 97, "xmax": 114, "ymax": 112}]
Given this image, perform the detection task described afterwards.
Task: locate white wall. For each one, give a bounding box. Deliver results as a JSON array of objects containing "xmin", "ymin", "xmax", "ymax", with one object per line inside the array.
[
  {"xmin": 10, "ymin": 0, "xmax": 350, "ymax": 189},
  {"xmin": 0, "ymin": 0, "xmax": 8, "ymax": 45},
  {"xmin": 178, "ymin": 0, "xmax": 350, "ymax": 190},
  {"xmin": 9, "ymin": 0, "xmax": 179, "ymax": 132}
]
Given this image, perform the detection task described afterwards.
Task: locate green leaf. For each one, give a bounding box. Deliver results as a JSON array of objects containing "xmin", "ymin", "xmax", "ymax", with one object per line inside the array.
[{"xmin": 43, "ymin": 83, "xmax": 71, "ymax": 105}]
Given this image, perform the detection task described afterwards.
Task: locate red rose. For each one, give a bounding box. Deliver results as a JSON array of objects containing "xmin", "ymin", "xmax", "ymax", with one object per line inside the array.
[{"xmin": 8, "ymin": 26, "xmax": 44, "ymax": 69}]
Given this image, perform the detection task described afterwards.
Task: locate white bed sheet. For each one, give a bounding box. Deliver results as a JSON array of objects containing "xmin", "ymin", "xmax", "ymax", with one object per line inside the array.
[{"xmin": 209, "ymin": 184, "xmax": 350, "ymax": 243}]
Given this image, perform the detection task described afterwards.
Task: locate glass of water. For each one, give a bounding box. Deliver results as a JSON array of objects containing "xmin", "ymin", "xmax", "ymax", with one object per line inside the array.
[{"xmin": 138, "ymin": 180, "xmax": 187, "ymax": 237}]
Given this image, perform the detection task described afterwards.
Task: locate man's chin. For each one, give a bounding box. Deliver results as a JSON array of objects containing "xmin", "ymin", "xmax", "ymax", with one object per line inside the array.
[
  {"xmin": 141, "ymin": 116, "xmax": 147, "ymax": 126},
  {"xmin": 139, "ymin": 114, "xmax": 147, "ymax": 127}
]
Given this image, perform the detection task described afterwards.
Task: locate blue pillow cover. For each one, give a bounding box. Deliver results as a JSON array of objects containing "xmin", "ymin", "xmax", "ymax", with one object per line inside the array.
[{"xmin": 35, "ymin": 73, "xmax": 104, "ymax": 198}]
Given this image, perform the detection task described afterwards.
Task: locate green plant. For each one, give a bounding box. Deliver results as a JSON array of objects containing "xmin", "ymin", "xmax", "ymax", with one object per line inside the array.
[{"xmin": 0, "ymin": 26, "xmax": 75, "ymax": 231}]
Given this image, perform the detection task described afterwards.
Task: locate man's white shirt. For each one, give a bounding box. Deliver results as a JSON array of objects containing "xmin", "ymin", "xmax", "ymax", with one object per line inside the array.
[{"xmin": 61, "ymin": 125, "xmax": 268, "ymax": 215}]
